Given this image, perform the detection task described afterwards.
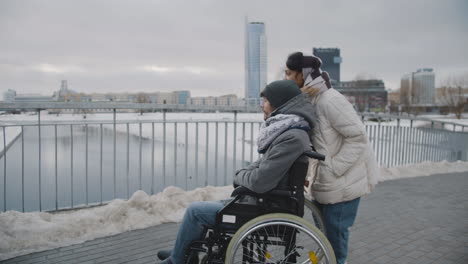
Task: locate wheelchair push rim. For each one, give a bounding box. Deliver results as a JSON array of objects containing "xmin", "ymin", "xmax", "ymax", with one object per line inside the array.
[{"xmin": 225, "ymin": 213, "xmax": 336, "ymax": 264}]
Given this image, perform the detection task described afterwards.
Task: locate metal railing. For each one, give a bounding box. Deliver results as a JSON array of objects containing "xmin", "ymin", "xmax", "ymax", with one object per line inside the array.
[{"xmin": 1, "ymin": 107, "xmax": 467, "ymax": 213}]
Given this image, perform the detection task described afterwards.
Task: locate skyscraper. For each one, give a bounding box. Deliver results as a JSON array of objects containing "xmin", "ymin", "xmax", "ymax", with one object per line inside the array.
[
  {"xmin": 245, "ymin": 20, "xmax": 267, "ymax": 102},
  {"xmin": 400, "ymin": 68, "xmax": 435, "ymax": 105},
  {"xmin": 313, "ymin": 48, "xmax": 342, "ymax": 83}
]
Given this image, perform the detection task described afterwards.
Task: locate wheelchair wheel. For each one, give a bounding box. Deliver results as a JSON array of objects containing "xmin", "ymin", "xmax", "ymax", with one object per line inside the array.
[
  {"xmin": 225, "ymin": 213, "xmax": 336, "ymax": 264},
  {"xmin": 304, "ymin": 198, "xmax": 326, "ymax": 234}
]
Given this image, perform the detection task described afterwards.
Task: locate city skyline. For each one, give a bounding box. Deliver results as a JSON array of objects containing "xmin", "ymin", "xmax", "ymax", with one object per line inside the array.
[{"xmin": 1, "ymin": 0, "xmax": 467, "ymax": 98}]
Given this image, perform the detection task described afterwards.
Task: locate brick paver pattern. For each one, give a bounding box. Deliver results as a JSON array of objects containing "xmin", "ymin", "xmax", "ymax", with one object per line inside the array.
[{"xmin": 1, "ymin": 172, "xmax": 467, "ymax": 264}]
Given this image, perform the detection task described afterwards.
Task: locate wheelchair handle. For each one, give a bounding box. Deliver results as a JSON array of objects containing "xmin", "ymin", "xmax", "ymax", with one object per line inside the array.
[{"xmin": 304, "ymin": 151, "xmax": 325, "ymax": 161}]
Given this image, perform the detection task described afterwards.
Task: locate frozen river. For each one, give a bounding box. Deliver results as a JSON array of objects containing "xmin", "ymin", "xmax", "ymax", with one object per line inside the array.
[{"xmin": 0, "ymin": 112, "xmax": 264, "ymax": 212}]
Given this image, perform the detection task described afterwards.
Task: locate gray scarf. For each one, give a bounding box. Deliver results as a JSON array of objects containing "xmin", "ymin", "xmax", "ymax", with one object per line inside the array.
[{"xmin": 257, "ymin": 114, "xmax": 310, "ymax": 153}]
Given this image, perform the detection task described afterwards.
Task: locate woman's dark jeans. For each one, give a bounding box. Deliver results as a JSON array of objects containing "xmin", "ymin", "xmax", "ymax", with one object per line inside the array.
[{"xmin": 314, "ymin": 197, "xmax": 361, "ymax": 264}]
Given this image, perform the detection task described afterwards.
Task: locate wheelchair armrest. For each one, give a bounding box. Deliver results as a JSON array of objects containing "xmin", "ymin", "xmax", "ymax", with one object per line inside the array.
[
  {"xmin": 230, "ymin": 186, "xmax": 255, "ymax": 197},
  {"xmin": 231, "ymin": 186, "xmax": 293, "ymax": 198}
]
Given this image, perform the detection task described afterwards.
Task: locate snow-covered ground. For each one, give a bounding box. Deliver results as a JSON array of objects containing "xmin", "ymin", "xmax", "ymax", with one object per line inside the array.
[{"xmin": 1, "ymin": 160, "xmax": 468, "ymax": 261}]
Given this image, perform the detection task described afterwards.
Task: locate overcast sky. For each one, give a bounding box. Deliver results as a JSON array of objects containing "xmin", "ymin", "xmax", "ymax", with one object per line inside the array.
[{"xmin": 1, "ymin": 0, "xmax": 467, "ymax": 98}]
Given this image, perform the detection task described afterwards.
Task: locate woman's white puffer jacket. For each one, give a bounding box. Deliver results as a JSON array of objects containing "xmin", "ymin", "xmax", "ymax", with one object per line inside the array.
[{"xmin": 309, "ymin": 88, "xmax": 379, "ymax": 204}]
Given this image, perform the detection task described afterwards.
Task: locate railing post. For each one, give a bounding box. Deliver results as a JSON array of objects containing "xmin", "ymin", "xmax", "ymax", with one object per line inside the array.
[
  {"xmin": 70, "ymin": 124, "xmax": 74, "ymax": 208},
  {"xmin": 215, "ymin": 122, "xmax": 218, "ymax": 186},
  {"xmin": 195, "ymin": 122, "xmax": 199, "ymax": 187},
  {"xmin": 224, "ymin": 122, "xmax": 228, "ymax": 185},
  {"xmin": 23, "ymin": 125, "xmax": 26, "ymax": 212},
  {"xmin": 126, "ymin": 123, "xmax": 130, "ymax": 198},
  {"xmin": 174, "ymin": 122, "xmax": 177, "ymax": 186},
  {"xmin": 139, "ymin": 122, "xmax": 142, "ymax": 191},
  {"xmin": 250, "ymin": 122, "xmax": 254, "ymax": 163},
  {"xmin": 2, "ymin": 126, "xmax": 6, "ymax": 212},
  {"xmin": 242, "ymin": 122, "xmax": 246, "ymax": 167},
  {"xmin": 205, "ymin": 122, "xmax": 209, "ymax": 186},
  {"xmin": 184, "ymin": 122, "xmax": 188, "ymax": 190},
  {"xmin": 38, "ymin": 109, "xmax": 42, "ymax": 211},
  {"xmin": 233, "ymin": 111, "xmax": 237, "ymax": 175},
  {"xmin": 163, "ymin": 110, "xmax": 166, "ymax": 189},
  {"xmin": 100, "ymin": 123, "xmax": 103, "ymax": 204},
  {"xmin": 113, "ymin": 108, "xmax": 116, "ymax": 199},
  {"xmin": 151, "ymin": 122, "xmax": 155, "ymax": 195}
]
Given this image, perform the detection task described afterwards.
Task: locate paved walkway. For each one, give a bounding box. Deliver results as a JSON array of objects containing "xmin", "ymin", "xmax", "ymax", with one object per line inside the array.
[{"xmin": 2, "ymin": 172, "xmax": 467, "ymax": 264}]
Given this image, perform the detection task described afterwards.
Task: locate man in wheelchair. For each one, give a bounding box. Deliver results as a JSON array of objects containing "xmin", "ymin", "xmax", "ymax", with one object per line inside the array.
[{"xmin": 157, "ymin": 80, "xmax": 324, "ymax": 264}]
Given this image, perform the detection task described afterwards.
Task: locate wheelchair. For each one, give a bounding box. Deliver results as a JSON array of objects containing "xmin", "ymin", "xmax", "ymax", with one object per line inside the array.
[{"xmin": 181, "ymin": 151, "xmax": 336, "ymax": 264}]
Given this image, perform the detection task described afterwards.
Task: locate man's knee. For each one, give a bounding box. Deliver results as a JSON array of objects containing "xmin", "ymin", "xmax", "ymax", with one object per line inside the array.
[{"xmin": 186, "ymin": 201, "xmax": 206, "ymax": 219}]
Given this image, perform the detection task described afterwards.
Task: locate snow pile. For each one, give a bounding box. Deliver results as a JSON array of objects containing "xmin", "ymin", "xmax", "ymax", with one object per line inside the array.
[
  {"xmin": 1, "ymin": 160, "xmax": 468, "ymax": 261},
  {"xmin": 379, "ymin": 160, "xmax": 468, "ymax": 181},
  {"xmin": 0, "ymin": 185, "xmax": 233, "ymax": 261}
]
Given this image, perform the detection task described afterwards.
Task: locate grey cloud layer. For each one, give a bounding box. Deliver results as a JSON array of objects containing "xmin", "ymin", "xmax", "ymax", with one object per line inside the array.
[{"xmin": 1, "ymin": 0, "xmax": 467, "ymax": 96}]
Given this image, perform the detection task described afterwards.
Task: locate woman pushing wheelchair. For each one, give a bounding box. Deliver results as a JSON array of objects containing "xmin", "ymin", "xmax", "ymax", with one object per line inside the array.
[{"xmin": 285, "ymin": 51, "xmax": 379, "ymax": 264}]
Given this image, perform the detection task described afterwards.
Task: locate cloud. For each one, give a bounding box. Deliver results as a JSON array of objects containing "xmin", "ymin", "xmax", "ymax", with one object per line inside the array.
[
  {"xmin": 0, "ymin": 0, "xmax": 467, "ymax": 96},
  {"xmin": 141, "ymin": 65, "xmax": 174, "ymax": 74},
  {"xmin": 34, "ymin": 63, "xmax": 85, "ymax": 74},
  {"xmin": 140, "ymin": 65, "xmax": 216, "ymax": 75}
]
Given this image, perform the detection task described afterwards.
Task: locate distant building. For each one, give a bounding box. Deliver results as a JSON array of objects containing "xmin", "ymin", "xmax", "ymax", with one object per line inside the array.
[
  {"xmin": 189, "ymin": 94, "xmax": 238, "ymax": 106},
  {"xmin": 245, "ymin": 20, "xmax": 267, "ymax": 101},
  {"xmin": 217, "ymin": 94, "xmax": 237, "ymax": 106},
  {"xmin": 57, "ymin": 80, "xmax": 80, "ymax": 102},
  {"xmin": 313, "ymin": 48, "xmax": 342, "ymax": 83},
  {"xmin": 148, "ymin": 91, "xmax": 191, "ymax": 105},
  {"xmin": 3, "ymin": 89, "xmax": 55, "ymax": 103},
  {"xmin": 335, "ymin": 79, "xmax": 388, "ymax": 112},
  {"xmin": 400, "ymin": 68, "xmax": 435, "ymax": 106},
  {"xmin": 176, "ymin": 91, "xmax": 190, "ymax": 104},
  {"xmin": 189, "ymin": 97, "xmax": 205, "ymax": 106},
  {"xmin": 3, "ymin": 89, "xmax": 16, "ymax": 102},
  {"xmin": 388, "ymin": 90, "xmax": 400, "ymax": 105}
]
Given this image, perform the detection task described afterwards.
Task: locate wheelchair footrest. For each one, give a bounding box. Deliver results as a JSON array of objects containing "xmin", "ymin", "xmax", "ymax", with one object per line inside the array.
[{"xmin": 188, "ymin": 240, "xmax": 208, "ymax": 253}]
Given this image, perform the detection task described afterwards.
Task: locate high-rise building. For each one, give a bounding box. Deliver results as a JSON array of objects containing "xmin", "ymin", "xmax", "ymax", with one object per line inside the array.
[
  {"xmin": 400, "ymin": 68, "xmax": 435, "ymax": 105},
  {"xmin": 313, "ymin": 48, "xmax": 342, "ymax": 83},
  {"xmin": 245, "ymin": 20, "xmax": 267, "ymax": 102}
]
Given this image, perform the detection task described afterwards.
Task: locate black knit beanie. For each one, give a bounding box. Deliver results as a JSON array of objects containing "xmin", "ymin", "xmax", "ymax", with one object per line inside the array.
[{"xmin": 260, "ymin": 80, "xmax": 301, "ymax": 108}]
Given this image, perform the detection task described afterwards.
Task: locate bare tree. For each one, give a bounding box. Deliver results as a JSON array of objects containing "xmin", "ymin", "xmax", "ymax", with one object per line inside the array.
[
  {"xmin": 136, "ymin": 93, "xmax": 150, "ymax": 115},
  {"xmin": 136, "ymin": 93, "xmax": 150, "ymax": 104},
  {"xmin": 438, "ymin": 73, "xmax": 468, "ymax": 119}
]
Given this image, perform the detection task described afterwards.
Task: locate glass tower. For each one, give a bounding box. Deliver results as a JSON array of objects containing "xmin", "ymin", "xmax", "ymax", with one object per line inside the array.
[
  {"xmin": 313, "ymin": 48, "xmax": 342, "ymax": 83},
  {"xmin": 245, "ymin": 21, "xmax": 267, "ymax": 103}
]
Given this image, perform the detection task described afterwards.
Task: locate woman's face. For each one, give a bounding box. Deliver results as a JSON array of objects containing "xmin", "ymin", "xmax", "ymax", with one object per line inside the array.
[{"xmin": 285, "ymin": 68, "xmax": 304, "ymax": 87}]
